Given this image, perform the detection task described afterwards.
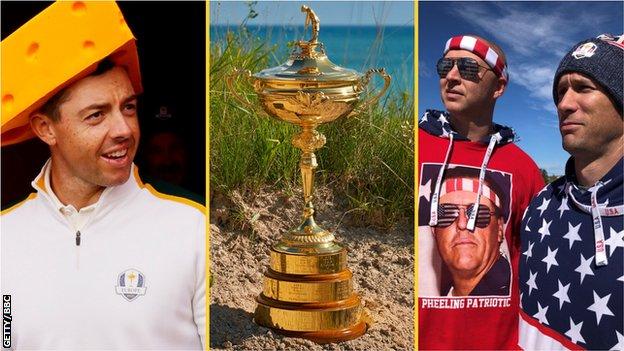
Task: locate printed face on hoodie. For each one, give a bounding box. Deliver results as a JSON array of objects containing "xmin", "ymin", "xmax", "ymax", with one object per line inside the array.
[
  {"xmin": 556, "ymin": 72, "xmax": 623, "ymax": 158},
  {"xmin": 433, "ymin": 189, "xmax": 504, "ymax": 284},
  {"xmin": 34, "ymin": 66, "xmax": 140, "ymax": 191},
  {"xmin": 439, "ymin": 50, "xmax": 504, "ymax": 118}
]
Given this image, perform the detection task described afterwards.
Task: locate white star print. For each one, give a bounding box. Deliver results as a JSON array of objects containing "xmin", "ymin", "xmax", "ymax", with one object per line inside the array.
[
  {"xmin": 439, "ymin": 114, "xmax": 449, "ymax": 124},
  {"xmin": 534, "ymin": 302, "xmax": 549, "ymax": 325},
  {"xmin": 523, "ymin": 241, "xmax": 534, "ymax": 262},
  {"xmin": 527, "ymin": 270, "xmax": 538, "ymax": 295},
  {"xmin": 441, "ymin": 127, "xmax": 450, "ymax": 138},
  {"xmin": 542, "ymin": 247, "xmax": 559, "ymax": 273},
  {"xmin": 419, "ymin": 178, "xmax": 432, "ymax": 203},
  {"xmin": 575, "ymin": 253, "xmax": 594, "ymax": 284},
  {"xmin": 557, "ymin": 196, "xmax": 570, "ymax": 218},
  {"xmin": 604, "ymin": 228, "xmax": 624, "ymax": 258},
  {"xmin": 536, "ymin": 197, "xmax": 551, "ymax": 216},
  {"xmin": 587, "ymin": 291, "xmax": 614, "ymax": 325},
  {"xmin": 610, "ymin": 331, "xmax": 624, "ymax": 350},
  {"xmin": 563, "ymin": 222, "xmax": 582, "ymax": 250},
  {"xmin": 618, "ymin": 275, "xmax": 624, "ymax": 283},
  {"xmin": 524, "ymin": 216, "xmax": 531, "ymax": 232},
  {"xmin": 565, "ymin": 318, "xmax": 586, "ymax": 344},
  {"xmin": 553, "ymin": 280, "xmax": 571, "ymax": 309},
  {"xmin": 538, "ymin": 219, "xmax": 552, "ymax": 242}
]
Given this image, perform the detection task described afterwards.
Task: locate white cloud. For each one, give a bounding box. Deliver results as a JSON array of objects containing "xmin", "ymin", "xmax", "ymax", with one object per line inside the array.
[
  {"xmin": 510, "ymin": 64, "xmax": 556, "ymax": 102},
  {"xmin": 450, "ymin": 3, "xmax": 572, "ymax": 58},
  {"xmin": 447, "ymin": 2, "xmax": 615, "ymax": 112}
]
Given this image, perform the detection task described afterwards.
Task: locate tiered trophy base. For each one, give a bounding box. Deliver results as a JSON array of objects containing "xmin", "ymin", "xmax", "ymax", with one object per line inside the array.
[{"xmin": 254, "ymin": 243, "xmax": 368, "ymax": 343}]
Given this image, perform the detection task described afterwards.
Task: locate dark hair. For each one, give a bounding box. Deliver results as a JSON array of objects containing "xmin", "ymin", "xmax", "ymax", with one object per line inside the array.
[{"xmin": 38, "ymin": 58, "xmax": 117, "ymax": 121}]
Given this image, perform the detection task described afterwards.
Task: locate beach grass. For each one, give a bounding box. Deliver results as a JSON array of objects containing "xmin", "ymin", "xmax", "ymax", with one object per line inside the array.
[{"xmin": 210, "ymin": 27, "xmax": 414, "ymax": 227}]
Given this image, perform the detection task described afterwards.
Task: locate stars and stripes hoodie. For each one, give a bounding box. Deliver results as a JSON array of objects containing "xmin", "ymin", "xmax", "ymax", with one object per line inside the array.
[
  {"xmin": 519, "ymin": 157, "xmax": 623, "ymax": 350},
  {"xmin": 418, "ymin": 109, "xmax": 544, "ymax": 350}
]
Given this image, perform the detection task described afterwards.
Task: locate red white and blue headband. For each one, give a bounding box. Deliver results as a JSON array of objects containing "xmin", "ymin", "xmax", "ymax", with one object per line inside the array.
[
  {"xmin": 444, "ymin": 35, "xmax": 509, "ymax": 81},
  {"xmin": 439, "ymin": 177, "xmax": 501, "ymax": 208}
]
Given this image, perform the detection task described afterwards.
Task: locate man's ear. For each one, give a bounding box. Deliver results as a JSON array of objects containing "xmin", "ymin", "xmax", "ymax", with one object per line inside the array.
[
  {"xmin": 30, "ymin": 113, "xmax": 57, "ymax": 146},
  {"xmin": 492, "ymin": 76, "xmax": 507, "ymax": 99}
]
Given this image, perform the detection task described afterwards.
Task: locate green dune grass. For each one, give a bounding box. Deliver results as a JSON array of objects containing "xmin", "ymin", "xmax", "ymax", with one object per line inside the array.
[{"xmin": 210, "ymin": 28, "xmax": 414, "ymax": 227}]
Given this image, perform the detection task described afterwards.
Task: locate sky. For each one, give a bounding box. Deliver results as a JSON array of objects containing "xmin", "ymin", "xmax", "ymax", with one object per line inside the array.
[
  {"xmin": 210, "ymin": 1, "xmax": 414, "ymax": 27},
  {"xmin": 419, "ymin": 1, "xmax": 623, "ymax": 176}
]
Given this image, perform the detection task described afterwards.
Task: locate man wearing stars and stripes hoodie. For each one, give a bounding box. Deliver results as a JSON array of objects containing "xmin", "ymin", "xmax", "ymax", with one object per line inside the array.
[
  {"xmin": 519, "ymin": 34, "xmax": 623, "ymax": 351},
  {"xmin": 418, "ymin": 35, "xmax": 544, "ymax": 349}
]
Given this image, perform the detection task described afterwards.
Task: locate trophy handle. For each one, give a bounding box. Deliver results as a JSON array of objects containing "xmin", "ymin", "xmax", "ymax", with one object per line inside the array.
[
  {"xmin": 349, "ymin": 68, "xmax": 391, "ymax": 117},
  {"xmin": 225, "ymin": 68, "xmax": 257, "ymax": 112}
]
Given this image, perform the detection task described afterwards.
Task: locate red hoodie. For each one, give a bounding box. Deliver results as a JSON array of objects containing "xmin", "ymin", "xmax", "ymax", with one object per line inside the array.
[{"xmin": 418, "ymin": 110, "xmax": 544, "ymax": 350}]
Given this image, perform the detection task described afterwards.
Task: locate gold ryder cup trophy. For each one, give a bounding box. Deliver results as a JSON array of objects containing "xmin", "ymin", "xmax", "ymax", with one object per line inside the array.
[{"xmin": 226, "ymin": 5, "xmax": 390, "ymax": 343}]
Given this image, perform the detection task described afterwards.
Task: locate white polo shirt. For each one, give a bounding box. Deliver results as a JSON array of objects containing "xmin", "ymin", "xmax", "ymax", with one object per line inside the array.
[{"xmin": 1, "ymin": 160, "xmax": 206, "ymax": 350}]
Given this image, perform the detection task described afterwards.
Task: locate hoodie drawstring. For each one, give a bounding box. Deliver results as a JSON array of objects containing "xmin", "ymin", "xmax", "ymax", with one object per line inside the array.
[
  {"xmin": 566, "ymin": 181, "xmax": 624, "ymax": 266},
  {"xmin": 429, "ymin": 133, "xmax": 454, "ymax": 226},
  {"xmin": 467, "ymin": 134, "xmax": 501, "ymax": 231},
  {"xmin": 590, "ymin": 183, "xmax": 608, "ymax": 266}
]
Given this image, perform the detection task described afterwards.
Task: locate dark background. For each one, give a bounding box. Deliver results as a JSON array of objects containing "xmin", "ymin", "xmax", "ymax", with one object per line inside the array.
[{"xmin": 1, "ymin": 1, "xmax": 206, "ymax": 208}]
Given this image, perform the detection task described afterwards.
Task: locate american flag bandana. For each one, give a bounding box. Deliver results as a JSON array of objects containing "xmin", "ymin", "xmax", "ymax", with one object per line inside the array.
[
  {"xmin": 439, "ymin": 177, "xmax": 501, "ymax": 208},
  {"xmin": 444, "ymin": 35, "xmax": 509, "ymax": 81},
  {"xmin": 519, "ymin": 157, "xmax": 623, "ymax": 350}
]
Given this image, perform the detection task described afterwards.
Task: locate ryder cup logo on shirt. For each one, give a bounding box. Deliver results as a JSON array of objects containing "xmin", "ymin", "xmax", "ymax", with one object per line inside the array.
[
  {"xmin": 115, "ymin": 269, "xmax": 147, "ymax": 301},
  {"xmin": 572, "ymin": 42, "xmax": 597, "ymax": 59}
]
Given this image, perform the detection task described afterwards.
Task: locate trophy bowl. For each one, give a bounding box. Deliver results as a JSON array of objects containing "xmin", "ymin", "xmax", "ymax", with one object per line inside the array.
[
  {"xmin": 225, "ymin": 5, "xmax": 391, "ymax": 343},
  {"xmin": 226, "ymin": 6, "xmax": 390, "ymax": 128}
]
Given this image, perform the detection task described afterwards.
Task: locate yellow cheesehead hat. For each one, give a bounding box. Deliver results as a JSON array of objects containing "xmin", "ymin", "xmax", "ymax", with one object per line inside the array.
[{"xmin": 1, "ymin": 1, "xmax": 142, "ymax": 146}]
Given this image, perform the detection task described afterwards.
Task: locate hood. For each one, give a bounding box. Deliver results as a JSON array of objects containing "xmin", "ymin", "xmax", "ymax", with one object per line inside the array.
[
  {"xmin": 562, "ymin": 157, "xmax": 623, "ymax": 267},
  {"xmin": 419, "ymin": 109, "xmax": 516, "ymax": 145},
  {"xmin": 562, "ymin": 157, "xmax": 623, "ymax": 206},
  {"xmin": 421, "ymin": 109, "xmax": 517, "ymax": 232}
]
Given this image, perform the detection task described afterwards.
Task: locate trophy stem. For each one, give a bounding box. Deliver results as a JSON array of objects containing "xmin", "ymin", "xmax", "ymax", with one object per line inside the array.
[
  {"xmin": 300, "ymin": 149, "xmax": 316, "ymax": 222},
  {"xmin": 275, "ymin": 124, "xmax": 338, "ymax": 249}
]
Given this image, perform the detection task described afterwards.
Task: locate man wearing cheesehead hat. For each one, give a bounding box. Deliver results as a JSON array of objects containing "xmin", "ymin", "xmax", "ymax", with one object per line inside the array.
[
  {"xmin": 418, "ymin": 34, "xmax": 545, "ymax": 349},
  {"xmin": 0, "ymin": 2, "xmax": 205, "ymax": 349},
  {"xmin": 518, "ymin": 34, "xmax": 623, "ymax": 351}
]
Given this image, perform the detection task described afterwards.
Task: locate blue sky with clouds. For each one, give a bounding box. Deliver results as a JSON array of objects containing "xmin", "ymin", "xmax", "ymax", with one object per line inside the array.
[
  {"xmin": 210, "ymin": 1, "xmax": 414, "ymax": 27},
  {"xmin": 419, "ymin": 1, "xmax": 623, "ymax": 176}
]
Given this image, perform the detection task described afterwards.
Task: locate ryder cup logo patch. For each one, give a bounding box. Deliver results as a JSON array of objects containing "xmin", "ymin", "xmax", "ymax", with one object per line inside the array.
[
  {"xmin": 572, "ymin": 42, "xmax": 597, "ymax": 59},
  {"xmin": 115, "ymin": 269, "xmax": 147, "ymax": 302}
]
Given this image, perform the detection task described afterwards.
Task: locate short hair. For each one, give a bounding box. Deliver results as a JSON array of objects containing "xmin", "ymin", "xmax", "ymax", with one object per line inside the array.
[{"xmin": 38, "ymin": 58, "xmax": 116, "ymax": 121}]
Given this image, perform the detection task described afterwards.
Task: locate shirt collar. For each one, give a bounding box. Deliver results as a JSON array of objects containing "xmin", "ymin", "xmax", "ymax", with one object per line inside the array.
[
  {"xmin": 32, "ymin": 159, "xmax": 143, "ymax": 219},
  {"xmin": 41, "ymin": 159, "xmax": 101, "ymax": 214}
]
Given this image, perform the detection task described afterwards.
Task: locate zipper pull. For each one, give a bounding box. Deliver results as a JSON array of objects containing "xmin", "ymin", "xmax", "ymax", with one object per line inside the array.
[{"xmin": 75, "ymin": 231, "xmax": 81, "ymax": 246}]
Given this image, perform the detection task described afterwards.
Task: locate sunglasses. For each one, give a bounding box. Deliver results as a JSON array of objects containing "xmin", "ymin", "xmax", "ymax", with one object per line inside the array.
[
  {"xmin": 435, "ymin": 203, "xmax": 497, "ymax": 228},
  {"xmin": 436, "ymin": 57, "xmax": 492, "ymax": 81}
]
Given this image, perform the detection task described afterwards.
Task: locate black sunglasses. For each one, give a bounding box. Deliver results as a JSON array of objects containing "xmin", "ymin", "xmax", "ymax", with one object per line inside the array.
[
  {"xmin": 435, "ymin": 203, "xmax": 496, "ymax": 229},
  {"xmin": 436, "ymin": 57, "xmax": 492, "ymax": 81}
]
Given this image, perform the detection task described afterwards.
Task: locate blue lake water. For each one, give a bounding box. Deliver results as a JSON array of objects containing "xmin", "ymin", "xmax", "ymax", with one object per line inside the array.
[{"xmin": 211, "ymin": 24, "xmax": 414, "ymax": 97}]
